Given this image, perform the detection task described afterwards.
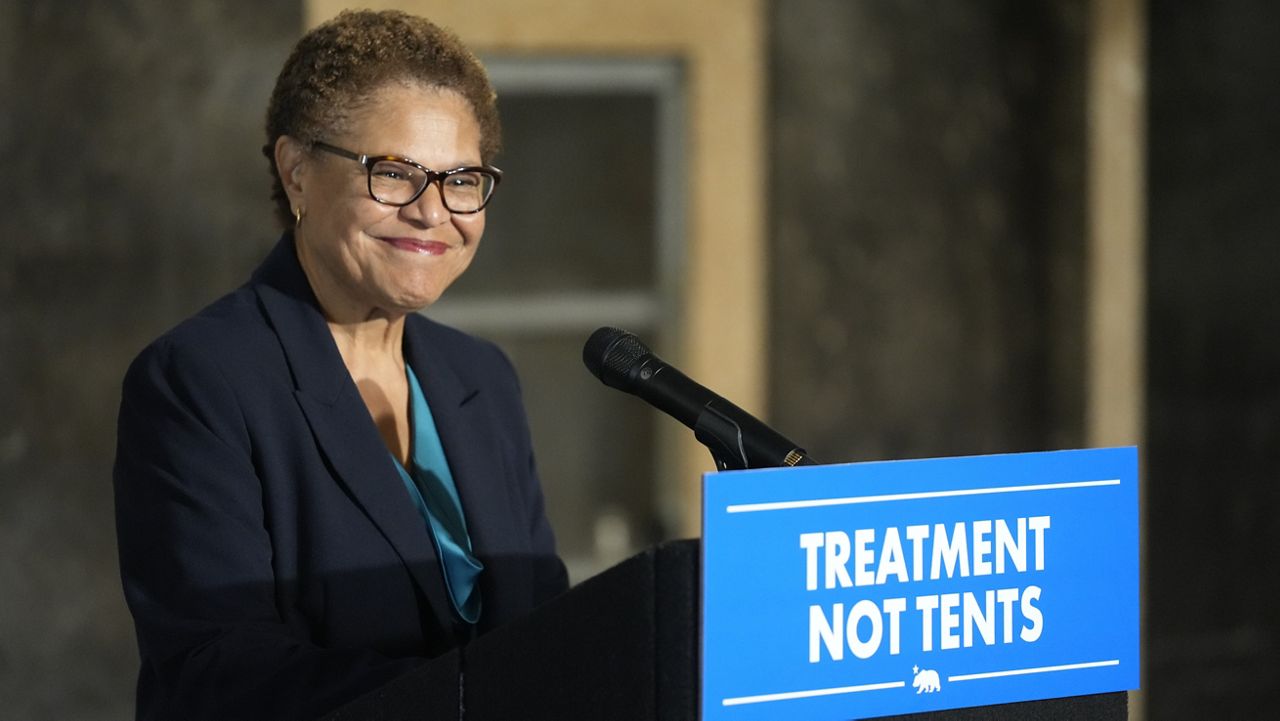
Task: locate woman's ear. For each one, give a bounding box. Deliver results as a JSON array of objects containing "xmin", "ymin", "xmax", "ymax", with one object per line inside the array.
[{"xmin": 274, "ymin": 135, "xmax": 309, "ymax": 209}]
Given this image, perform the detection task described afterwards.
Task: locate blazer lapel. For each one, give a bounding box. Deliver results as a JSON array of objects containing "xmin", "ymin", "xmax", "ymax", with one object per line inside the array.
[
  {"xmin": 250, "ymin": 236, "xmax": 455, "ymax": 632},
  {"xmin": 402, "ymin": 322, "xmax": 513, "ymax": 556},
  {"xmin": 403, "ymin": 318, "xmax": 523, "ymax": 630}
]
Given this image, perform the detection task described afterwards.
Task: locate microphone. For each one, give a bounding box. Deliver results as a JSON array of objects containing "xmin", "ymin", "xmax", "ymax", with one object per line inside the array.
[{"xmin": 582, "ymin": 327, "xmax": 816, "ymax": 470}]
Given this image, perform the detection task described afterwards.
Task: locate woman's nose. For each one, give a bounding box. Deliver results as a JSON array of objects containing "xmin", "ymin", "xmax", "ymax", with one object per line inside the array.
[{"xmin": 401, "ymin": 181, "xmax": 451, "ymax": 226}]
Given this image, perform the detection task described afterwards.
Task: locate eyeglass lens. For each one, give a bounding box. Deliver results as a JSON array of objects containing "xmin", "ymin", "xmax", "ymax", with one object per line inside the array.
[{"xmin": 369, "ymin": 160, "xmax": 495, "ymax": 212}]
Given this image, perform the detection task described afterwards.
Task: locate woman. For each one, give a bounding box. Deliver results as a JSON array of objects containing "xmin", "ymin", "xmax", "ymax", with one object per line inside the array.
[{"xmin": 113, "ymin": 11, "xmax": 567, "ymax": 720}]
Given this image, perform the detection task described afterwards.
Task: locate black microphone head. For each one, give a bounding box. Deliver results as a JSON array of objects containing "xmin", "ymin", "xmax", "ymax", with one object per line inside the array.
[{"xmin": 583, "ymin": 327, "xmax": 652, "ymax": 391}]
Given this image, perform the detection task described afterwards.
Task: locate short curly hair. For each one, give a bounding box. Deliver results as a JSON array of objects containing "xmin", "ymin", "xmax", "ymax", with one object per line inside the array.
[{"xmin": 263, "ymin": 10, "xmax": 501, "ymax": 227}]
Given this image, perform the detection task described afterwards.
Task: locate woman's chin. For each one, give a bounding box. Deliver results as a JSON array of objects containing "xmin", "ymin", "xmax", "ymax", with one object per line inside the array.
[{"xmin": 383, "ymin": 288, "xmax": 446, "ymax": 315}]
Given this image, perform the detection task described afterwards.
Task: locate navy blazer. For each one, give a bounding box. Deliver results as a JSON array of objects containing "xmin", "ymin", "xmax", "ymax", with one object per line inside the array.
[{"xmin": 114, "ymin": 235, "xmax": 568, "ymax": 720}]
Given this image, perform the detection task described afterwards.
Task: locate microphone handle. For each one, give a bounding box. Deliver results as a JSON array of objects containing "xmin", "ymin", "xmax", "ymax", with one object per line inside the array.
[
  {"xmin": 629, "ymin": 358, "xmax": 814, "ymax": 469},
  {"xmin": 626, "ymin": 359, "xmax": 711, "ymax": 428}
]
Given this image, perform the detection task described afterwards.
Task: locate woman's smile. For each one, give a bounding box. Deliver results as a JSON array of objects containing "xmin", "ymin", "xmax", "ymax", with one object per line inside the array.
[{"xmin": 378, "ymin": 235, "xmax": 452, "ymax": 255}]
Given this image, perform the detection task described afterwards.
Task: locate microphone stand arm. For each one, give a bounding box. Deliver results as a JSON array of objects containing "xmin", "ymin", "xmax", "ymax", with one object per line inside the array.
[{"xmin": 692, "ymin": 404, "xmax": 817, "ymax": 471}]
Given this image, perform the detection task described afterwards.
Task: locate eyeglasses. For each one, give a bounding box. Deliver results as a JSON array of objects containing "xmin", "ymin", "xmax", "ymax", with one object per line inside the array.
[{"xmin": 312, "ymin": 141, "xmax": 502, "ymax": 214}]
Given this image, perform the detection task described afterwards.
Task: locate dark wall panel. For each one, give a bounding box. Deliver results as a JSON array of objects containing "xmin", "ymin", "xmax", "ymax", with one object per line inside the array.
[
  {"xmin": 0, "ymin": 2, "xmax": 299, "ymax": 718},
  {"xmin": 768, "ymin": 1, "xmax": 1086, "ymax": 464},
  {"xmin": 1147, "ymin": 1, "xmax": 1280, "ymax": 717}
]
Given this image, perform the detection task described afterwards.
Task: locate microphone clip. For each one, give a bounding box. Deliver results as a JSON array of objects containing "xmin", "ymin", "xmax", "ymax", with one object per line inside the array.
[{"xmin": 694, "ymin": 405, "xmax": 750, "ymax": 471}]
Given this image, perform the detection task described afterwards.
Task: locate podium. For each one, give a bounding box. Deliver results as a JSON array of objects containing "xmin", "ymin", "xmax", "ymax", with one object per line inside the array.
[{"xmin": 323, "ymin": 540, "xmax": 1126, "ymax": 721}]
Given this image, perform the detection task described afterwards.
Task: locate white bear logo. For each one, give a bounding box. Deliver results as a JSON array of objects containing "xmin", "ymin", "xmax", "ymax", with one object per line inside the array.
[{"xmin": 912, "ymin": 665, "xmax": 941, "ymax": 694}]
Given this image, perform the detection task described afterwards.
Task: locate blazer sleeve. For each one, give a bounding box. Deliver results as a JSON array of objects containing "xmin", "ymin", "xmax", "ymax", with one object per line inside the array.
[{"xmin": 113, "ymin": 335, "xmax": 424, "ymax": 721}]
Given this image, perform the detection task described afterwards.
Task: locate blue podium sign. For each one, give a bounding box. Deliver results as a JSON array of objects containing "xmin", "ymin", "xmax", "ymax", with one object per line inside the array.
[{"xmin": 702, "ymin": 447, "xmax": 1139, "ymax": 720}]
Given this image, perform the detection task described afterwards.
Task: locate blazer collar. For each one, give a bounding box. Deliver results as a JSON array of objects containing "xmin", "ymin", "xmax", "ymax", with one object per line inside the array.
[{"xmin": 249, "ymin": 235, "xmax": 350, "ymax": 404}]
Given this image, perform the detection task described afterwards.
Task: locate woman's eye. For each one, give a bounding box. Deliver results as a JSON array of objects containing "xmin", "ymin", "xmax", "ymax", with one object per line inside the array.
[
  {"xmin": 446, "ymin": 173, "xmax": 481, "ymax": 188},
  {"xmin": 371, "ymin": 162, "xmax": 416, "ymax": 182}
]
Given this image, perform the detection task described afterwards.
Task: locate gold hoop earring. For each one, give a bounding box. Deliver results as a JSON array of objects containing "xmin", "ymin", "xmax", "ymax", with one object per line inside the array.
[{"xmin": 293, "ymin": 207, "xmax": 304, "ymax": 228}]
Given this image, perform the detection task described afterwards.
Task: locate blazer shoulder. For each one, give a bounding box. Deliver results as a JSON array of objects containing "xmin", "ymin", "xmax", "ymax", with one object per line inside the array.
[{"xmin": 125, "ymin": 285, "xmax": 281, "ymax": 390}]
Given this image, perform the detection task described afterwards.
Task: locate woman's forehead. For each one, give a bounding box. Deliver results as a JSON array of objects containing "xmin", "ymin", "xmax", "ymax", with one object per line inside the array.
[{"xmin": 339, "ymin": 84, "xmax": 482, "ymax": 161}]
